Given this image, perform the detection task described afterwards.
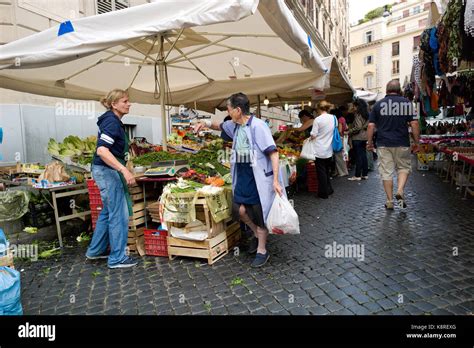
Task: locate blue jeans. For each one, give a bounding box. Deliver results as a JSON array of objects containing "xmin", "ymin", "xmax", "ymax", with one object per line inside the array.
[
  {"xmin": 86, "ymin": 165, "xmax": 129, "ymax": 266},
  {"xmin": 352, "ymin": 140, "xmax": 369, "ymax": 177}
]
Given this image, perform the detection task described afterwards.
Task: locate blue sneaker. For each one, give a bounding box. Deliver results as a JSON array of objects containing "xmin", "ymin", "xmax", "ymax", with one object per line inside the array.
[
  {"xmin": 251, "ymin": 252, "xmax": 270, "ymax": 268},
  {"xmin": 108, "ymin": 257, "xmax": 138, "ymax": 269},
  {"xmin": 86, "ymin": 253, "xmax": 109, "ymax": 260}
]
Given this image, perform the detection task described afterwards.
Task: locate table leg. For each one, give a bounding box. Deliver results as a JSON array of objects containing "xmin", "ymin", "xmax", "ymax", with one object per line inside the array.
[
  {"xmin": 52, "ymin": 191, "xmax": 63, "ymax": 248},
  {"xmin": 143, "ymin": 182, "xmax": 147, "ymax": 229},
  {"xmin": 464, "ymin": 164, "xmax": 472, "ymax": 200},
  {"xmin": 461, "ymin": 161, "xmax": 466, "ymax": 196}
]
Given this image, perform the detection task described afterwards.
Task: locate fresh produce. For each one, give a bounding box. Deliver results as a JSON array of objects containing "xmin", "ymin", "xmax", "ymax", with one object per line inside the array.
[
  {"xmin": 168, "ymin": 133, "xmax": 183, "ymax": 145},
  {"xmin": 178, "ymin": 169, "xmax": 207, "ymax": 184},
  {"xmin": 222, "ymin": 173, "xmax": 232, "ymax": 185},
  {"xmin": 76, "ymin": 232, "xmax": 91, "ymax": 243},
  {"xmin": 48, "ymin": 135, "xmax": 97, "ymax": 162},
  {"xmin": 39, "ymin": 247, "xmax": 61, "ymax": 259},
  {"xmin": 23, "ymin": 227, "xmax": 38, "ymax": 234},
  {"xmin": 187, "ymin": 149, "xmax": 229, "ymax": 176},
  {"xmin": 205, "ymin": 177, "xmax": 225, "ymax": 187},
  {"xmin": 129, "ymin": 137, "xmax": 155, "ymax": 157},
  {"xmin": 165, "ymin": 179, "xmax": 204, "ymax": 194},
  {"xmin": 48, "ymin": 138, "xmax": 61, "ymax": 156},
  {"xmin": 132, "ymin": 151, "xmax": 187, "ymax": 166}
]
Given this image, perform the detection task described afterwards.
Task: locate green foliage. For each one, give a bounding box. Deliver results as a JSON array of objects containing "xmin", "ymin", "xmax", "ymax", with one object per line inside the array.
[{"xmin": 358, "ymin": 3, "xmax": 393, "ymax": 24}]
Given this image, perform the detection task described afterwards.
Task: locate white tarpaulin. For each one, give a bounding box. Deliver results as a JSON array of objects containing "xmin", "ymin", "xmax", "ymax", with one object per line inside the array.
[
  {"xmin": 0, "ymin": 0, "xmax": 333, "ymax": 107},
  {"xmin": 0, "ymin": 0, "xmax": 354, "ymax": 145}
]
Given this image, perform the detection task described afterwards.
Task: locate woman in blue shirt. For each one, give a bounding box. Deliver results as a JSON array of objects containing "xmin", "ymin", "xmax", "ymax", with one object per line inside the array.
[{"xmin": 86, "ymin": 89, "xmax": 138, "ymax": 269}]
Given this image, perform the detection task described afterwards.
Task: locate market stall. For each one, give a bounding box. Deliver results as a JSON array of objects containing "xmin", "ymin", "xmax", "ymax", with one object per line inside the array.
[
  {"xmin": 407, "ymin": 0, "xmax": 474, "ymax": 133},
  {"xmin": 403, "ymin": 0, "xmax": 474, "ymax": 199},
  {"xmin": 0, "ymin": 0, "xmax": 355, "ymax": 264}
]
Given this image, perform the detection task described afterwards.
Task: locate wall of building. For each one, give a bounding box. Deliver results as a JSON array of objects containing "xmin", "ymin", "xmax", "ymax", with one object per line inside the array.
[
  {"xmin": 349, "ymin": 0, "xmax": 430, "ymax": 93},
  {"xmin": 292, "ymin": 0, "xmax": 350, "ymax": 75},
  {"xmin": 0, "ymin": 104, "xmax": 164, "ymax": 165}
]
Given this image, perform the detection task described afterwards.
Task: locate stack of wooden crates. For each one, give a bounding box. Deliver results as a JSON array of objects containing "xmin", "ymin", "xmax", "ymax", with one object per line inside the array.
[
  {"xmin": 87, "ymin": 179, "xmax": 156, "ymax": 255},
  {"xmin": 152, "ymin": 189, "xmax": 241, "ymax": 265}
]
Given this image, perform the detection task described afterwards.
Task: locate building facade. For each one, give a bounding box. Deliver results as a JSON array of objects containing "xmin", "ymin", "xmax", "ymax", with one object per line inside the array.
[
  {"xmin": 350, "ymin": 0, "xmax": 431, "ymax": 94},
  {"xmin": 0, "ymin": 0, "xmax": 157, "ymax": 111},
  {"xmin": 287, "ymin": 0, "xmax": 350, "ymax": 76}
]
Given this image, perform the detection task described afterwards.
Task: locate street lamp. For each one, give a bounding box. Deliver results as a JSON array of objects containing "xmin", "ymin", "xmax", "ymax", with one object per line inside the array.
[
  {"xmin": 263, "ymin": 96, "xmax": 270, "ymax": 106},
  {"xmin": 382, "ymin": 5, "xmax": 391, "ymax": 17},
  {"xmin": 284, "ymin": 103, "xmax": 289, "ymax": 111}
]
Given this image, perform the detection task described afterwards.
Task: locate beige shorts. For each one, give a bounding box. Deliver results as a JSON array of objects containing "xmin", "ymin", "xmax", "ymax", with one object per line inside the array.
[{"xmin": 377, "ymin": 146, "xmax": 412, "ymax": 180}]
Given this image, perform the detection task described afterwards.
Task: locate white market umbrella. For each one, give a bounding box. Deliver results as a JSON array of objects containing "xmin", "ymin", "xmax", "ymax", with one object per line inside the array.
[{"xmin": 0, "ymin": 0, "xmax": 345, "ymax": 147}]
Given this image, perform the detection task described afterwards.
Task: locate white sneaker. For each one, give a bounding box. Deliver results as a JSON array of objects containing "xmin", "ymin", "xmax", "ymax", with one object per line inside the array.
[{"xmin": 348, "ymin": 176, "xmax": 362, "ymax": 181}]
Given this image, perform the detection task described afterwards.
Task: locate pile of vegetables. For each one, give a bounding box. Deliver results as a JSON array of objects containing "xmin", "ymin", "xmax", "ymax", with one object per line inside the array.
[
  {"xmin": 166, "ymin": 179, "xmax": 204, "ymax": 194},
  {"xmin": 132, "ymin": 151, "xmax": 187, "ymax": 166},
  {"xmin": 178, "ymin": 169, "xmax": 207, "ymax": 184},
  {"xmin": 48, "ymin": 135, "xmax": 96, "ymax": 157},
  {"xmin": 205, "ymin": 176, "xmax": 225, "ymax": 187},
  {"xmin": 129, "ymin": 137, "xmax": 156, "ymax": 157},
  {"xmin": 132, "ymin": 147, "xmax": 229, "ymax": 177},
  {"xmin": 187, "ymin": 149, "xmax": 229, "ymax": 176},
  {"xmin": 48, "ymin": 135, "xmax": 97, "ymax": 168}
]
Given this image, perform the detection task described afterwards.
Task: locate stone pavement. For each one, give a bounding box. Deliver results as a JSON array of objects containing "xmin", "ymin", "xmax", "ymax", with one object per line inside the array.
[{"xmin": 17, "ymin": 161, "xmax": 474, "ymax": 315}]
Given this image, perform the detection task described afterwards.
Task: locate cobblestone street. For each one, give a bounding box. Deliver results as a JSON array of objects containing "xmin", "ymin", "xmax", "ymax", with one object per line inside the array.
[{"xmin": 18, "ymin": 163, "xmax": 474, "ymax": 315}]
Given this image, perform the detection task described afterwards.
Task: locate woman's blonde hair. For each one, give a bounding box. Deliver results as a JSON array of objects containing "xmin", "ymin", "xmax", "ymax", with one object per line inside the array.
[
  {"xmin": 316, "ymin": 100, "xmax": 334, "ymax": 113},
  {"xmin": 100, "ymin": 89, "xmax": 128, "ymax": 109}
]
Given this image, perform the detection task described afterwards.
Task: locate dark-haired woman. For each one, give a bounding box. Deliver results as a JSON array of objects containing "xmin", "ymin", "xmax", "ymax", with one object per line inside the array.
[
  {"xmin": 194, "ymin": 93, "xmax": 285, "ymax": 268},
  {"xmin": 348, "ymin": 99, "xmax": 369, "ymax": 181}
]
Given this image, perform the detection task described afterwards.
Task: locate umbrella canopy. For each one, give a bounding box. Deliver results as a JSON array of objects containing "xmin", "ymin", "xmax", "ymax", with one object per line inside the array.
[{"xmin": 0, "ymin": 0, "xmax": 352, "ymax": 144}]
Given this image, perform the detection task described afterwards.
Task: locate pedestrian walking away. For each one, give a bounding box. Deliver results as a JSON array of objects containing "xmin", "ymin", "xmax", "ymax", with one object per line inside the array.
[
  {"xmin": 367, "ymin": 80, "xmax": 420, "ymax": 210},
  {"xmin": 311, "ymin": 101, "xmax": 336, "ymax": 199},
  {"xmin": 348, "ymin": 98, "xmax": 370, "ymax": 181}
]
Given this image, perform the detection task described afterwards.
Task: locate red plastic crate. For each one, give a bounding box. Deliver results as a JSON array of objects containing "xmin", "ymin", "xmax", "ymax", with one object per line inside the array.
[
  {"xmin": 90, "ymin": 203, "xmax": 103, "ymax": 211},
  {"xmin": 89, "ymin": 196, "xmax": 103, "ymax": 205},
  {"xmin": 86, "ymin": 179, "xmax": 97, "ymax": 187},
  {"xmin": 306, "ymin": 163, "xmax": 318, "ymax": 193},
  {"xmin": 88, "ymin": 186, "xmax": 100, "ymax": 195},
  {"xmin": 144, "ymin": 229, "xmax": 168, "ymax": 257}
]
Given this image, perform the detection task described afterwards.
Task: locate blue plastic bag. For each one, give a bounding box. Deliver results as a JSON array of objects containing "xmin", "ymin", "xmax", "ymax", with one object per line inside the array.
[
  {"xmin": 0, "ymin": 266, "xmax": 23, "ymax": 315},
  {"xmin": 332, "ymin": 116, "xmax": 343, "ymax": 152},
  {"xmin": 0, "ymin": 228, "xmax": 23, "ymax": 315}
]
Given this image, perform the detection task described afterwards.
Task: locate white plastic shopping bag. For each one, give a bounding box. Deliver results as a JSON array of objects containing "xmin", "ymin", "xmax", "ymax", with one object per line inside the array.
[
  {"xmin": 299, "ymin": 138, "xmax": 316, "ymax": 160},
  {"xmin": 266, "ymin": 195, "xmax": 300, "ymax": 235}
]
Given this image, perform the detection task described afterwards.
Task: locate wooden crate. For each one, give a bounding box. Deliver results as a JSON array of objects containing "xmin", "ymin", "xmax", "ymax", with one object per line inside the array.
[
  {"xmin": 127, "ymin": 227, "xmax": 145, "ymax": 256},
  {"xmin": 164, "ymin": 195, "xmax": 233, "ymax": 239},
  {"xmin": 128, "ymin": 184, "xmax": 158, "ymax": 230},
  {"xmin": 167, "ymin": 222, "xmax": 241, "ymax": 265}
]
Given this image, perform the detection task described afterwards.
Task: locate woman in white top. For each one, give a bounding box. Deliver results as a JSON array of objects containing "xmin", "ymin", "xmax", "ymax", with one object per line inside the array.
[{"xmin": 310, "ymin": 101, "xmax": 336, "ymax": 199}]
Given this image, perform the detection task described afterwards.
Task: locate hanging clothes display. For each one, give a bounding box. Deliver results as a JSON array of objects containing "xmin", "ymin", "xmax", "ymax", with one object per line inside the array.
[
  {"xmin": 460, "ymin": 0, "xmax": 474, "ymax": 61},
  {"xmin": 429, "ymin": 27, "xmax": 443, "ymax": 76},
  {"xmin": 420, "ymin": 28, "xmax": 437, "ymax": 90},
  {"xmin": 440, "ymin": 0, "xmax": 463, "ymax": 73},
  {"xmin": 464, "ymin": 0, "xmax": 474, "ymax": 37}
]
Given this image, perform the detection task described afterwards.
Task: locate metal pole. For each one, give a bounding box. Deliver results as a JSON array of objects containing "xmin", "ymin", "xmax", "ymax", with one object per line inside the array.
[
  {"xmin": 158, "ymin": 35, "xmax": 168, "ymax": 151},
  {"xmin": 256, "ymin": 95, "xmax": 261, "ymax": 118}
]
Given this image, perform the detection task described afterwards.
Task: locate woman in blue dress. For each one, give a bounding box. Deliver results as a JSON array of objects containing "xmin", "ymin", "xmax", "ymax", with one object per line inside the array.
[{"xmin": 195, "ymin": 93, "xmax": 285, "ymax": 268}]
